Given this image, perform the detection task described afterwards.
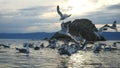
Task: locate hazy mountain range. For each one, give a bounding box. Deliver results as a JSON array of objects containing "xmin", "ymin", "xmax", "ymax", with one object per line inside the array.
[
  {"xmin": 0, "ymin": 32, "xmax": 120, "ymax": 40},
  {"xmin": 0, "ymin": 32, "xmax": 54, "ymax": 39}
]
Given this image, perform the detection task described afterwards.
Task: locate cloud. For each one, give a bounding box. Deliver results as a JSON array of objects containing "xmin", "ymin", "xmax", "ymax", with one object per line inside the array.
[
  {"xmin": 24, "ymin": 23, "xmax": 60, "ymax": 33},
  {"xmin": 73, "ymin": 3, "xmax": 120, "ymax": 24},
  {"xmin": 0, "ymin": 0, "xmax": 58, "ymax": 10},
  {"xmin": 0, "ymin": 5, "xmax": 58, "ymax": 23},
  {"xmin": 26, "ymin": 26, "xmax": 40, "ymax": 32},
  {"xmin": 19, "ymin": 6, "xmax": 54, "ymax": 16},
  {"xmin": 20, "ymin": 6, "xmax": 53, "ymax": 11},
  {"xmin": 106, "ymin": 3, "xmax": 120, "ymax": 10},
  {"xmin": 39, "ymin": 12, "xmax": 57, "ymax": 19},
  {"xmin": 0, "ymin": 0, "xmax": 62, "ymax": 33},
  {"xmin": 0, "ymin": 25, "xmax": 27, "ymax": 33},
  {"xmin": 0, "ymin": 0, "xmax": 120, "ymax": 33}
]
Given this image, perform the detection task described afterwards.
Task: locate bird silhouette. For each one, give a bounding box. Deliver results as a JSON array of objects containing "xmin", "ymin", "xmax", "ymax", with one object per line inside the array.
[
  {"xmin": 106, "ymin": 21, "xmax": 118, "ymax": 32},
  {"xmin": 94, "ymin": 24, "xmax": 109, "ymax": 39},
  {"xmin": 57, "ymin": 5, "xmax": 71, "ymax": 20}
]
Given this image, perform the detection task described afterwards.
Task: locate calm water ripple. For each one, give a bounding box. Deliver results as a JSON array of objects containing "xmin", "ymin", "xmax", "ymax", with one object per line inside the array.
[{"xmin": 0, "ymin": 39, "xmax": 120, "ymax": 68}]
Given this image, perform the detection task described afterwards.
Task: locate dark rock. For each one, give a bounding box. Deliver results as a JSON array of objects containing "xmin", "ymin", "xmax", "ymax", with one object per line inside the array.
[
  {"xmin": 51, "ymin": 19, "xmax": 106, "ymax": 41},
  {"xmin": 51, "ymin": 32, "xmax": 71, "ymax": 41}
]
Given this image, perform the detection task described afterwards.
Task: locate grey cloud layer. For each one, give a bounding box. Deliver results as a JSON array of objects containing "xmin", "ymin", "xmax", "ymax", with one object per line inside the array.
[
  {"xmin": 107, "ymin": 3, "xmax": 120, "ymax": 10},
  {"xmin": 0, "ymin": 2, "xmax": 120, "ymax": 33},
  {"xmin": 19, "ymin": 6, "xmax": 55, "ymax": 16},
  {"xmin": 78, "ymin": 3, "xmax": 120, "ymax": 24},
  {"xmin": 0, "ymin": 5, "xmax": 58, "ymax": 33}
]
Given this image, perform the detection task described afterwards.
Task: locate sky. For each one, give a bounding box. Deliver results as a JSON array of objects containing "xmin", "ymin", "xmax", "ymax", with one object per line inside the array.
[{"xmin": 0, "ymin": 0, "xmax": 120, "ymax": 33}]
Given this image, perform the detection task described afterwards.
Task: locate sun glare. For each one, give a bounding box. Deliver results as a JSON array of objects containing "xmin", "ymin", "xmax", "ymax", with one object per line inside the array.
[{"xmin": 66, "ymin": 0, "xmax": 97, "ymax": 15}]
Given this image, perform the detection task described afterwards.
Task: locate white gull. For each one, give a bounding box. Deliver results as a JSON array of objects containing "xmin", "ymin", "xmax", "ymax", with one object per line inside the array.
[{"xmin": 57, "ymin": 5, "xmax": 71, "ymax": 20}]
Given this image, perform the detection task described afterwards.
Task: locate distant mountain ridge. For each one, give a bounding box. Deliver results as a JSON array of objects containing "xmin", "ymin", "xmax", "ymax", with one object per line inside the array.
[
  {"xmin": 0, "ymin": 32, "xmax": 120, "ymax": 40},
  {"xmin": 0, "ymin": 32, "xmax": 55, "ymax": 39}
]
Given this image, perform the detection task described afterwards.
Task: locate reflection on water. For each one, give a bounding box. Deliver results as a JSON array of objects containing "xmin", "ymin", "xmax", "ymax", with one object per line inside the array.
[
  {"xmin": 68, "ymin": 50, "xmax": 120, "ymax": 68},
  {"xmin": 0, "ymin": 48, "xmax": 60, "ymax": 68},
  {"xmin": 0, "ymin": 39, "xmax": 120, "ymax": 68}
]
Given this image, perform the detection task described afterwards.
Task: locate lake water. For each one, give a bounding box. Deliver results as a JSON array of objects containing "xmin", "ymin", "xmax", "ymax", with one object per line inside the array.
[{"xmin": 0, "ymin": 39, "xmax": 120, "ymax": 68}]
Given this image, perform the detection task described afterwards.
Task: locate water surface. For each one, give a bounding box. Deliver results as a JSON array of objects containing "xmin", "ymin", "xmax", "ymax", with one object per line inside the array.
[{"xmin": 0, "ymin": 39, "xmax": 120, "ymax": 68}]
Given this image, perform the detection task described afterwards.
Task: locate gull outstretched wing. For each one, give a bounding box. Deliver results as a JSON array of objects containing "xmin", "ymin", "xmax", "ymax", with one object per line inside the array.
[{"xmin": 57, "ymin": 5, "xmax": 63, "ymax": 17}]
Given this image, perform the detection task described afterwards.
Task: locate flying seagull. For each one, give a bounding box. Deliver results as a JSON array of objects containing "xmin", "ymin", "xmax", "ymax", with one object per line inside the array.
[
  {"xmin": 107, "ymin": 21, "xmax": 118, "ymax": 32},
  {"xmin": 58, "ymin": 22, "xmax": 82, "ymax": 44},
  {"xmin": 98, "ymin": 24, "xmax": 110, "ymax": 34},
  {"xmin": 57, "ymin": 5, "xmax": 71, "ymax": 20},
  {"xmin": 94, "ymin": 24, "xmax": 109, "ymax": 39}
]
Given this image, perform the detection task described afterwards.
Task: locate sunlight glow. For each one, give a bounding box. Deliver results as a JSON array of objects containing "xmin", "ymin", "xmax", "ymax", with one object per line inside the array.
[
  {"xmin": 39, "ymin": 12, "xmax": 57, "ymax": 19},
  {"xmin": 65, "ymin": 0, "xmax": 120, "ymax": 15},
  {"xmin": 26, "ymin": 26, "xmax": 39, "ymax": 32},
  {"xmin": 66, "ymin": 0, "xmax": 97, "ymax": 15}
]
